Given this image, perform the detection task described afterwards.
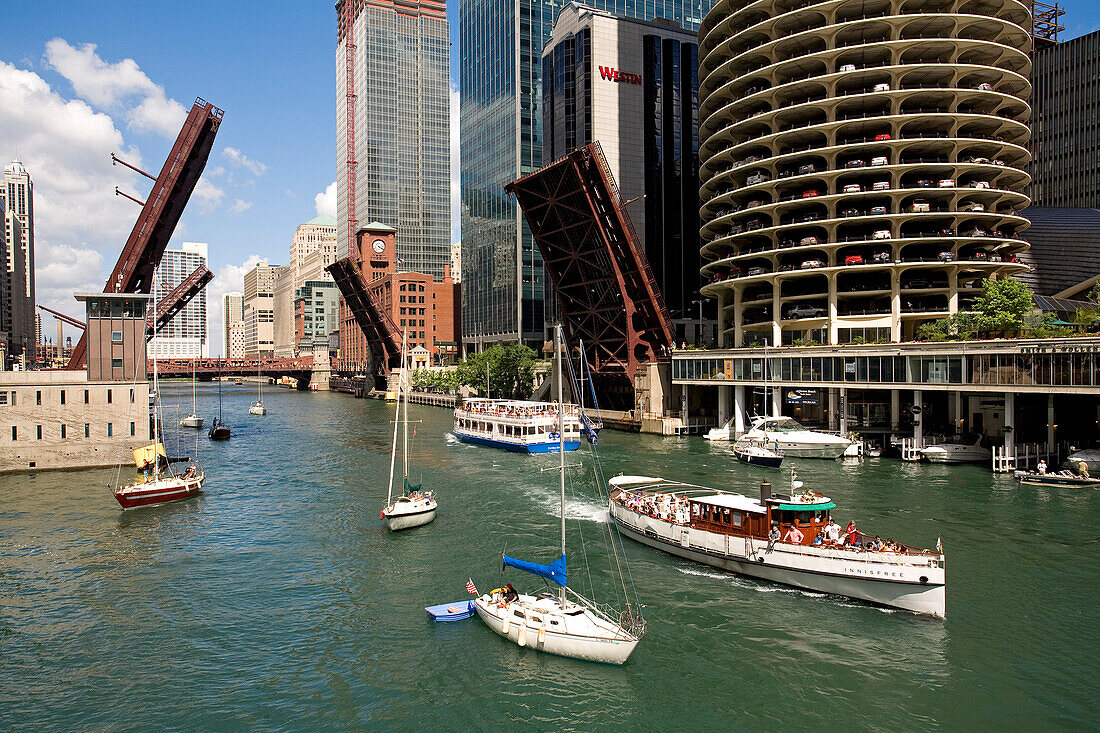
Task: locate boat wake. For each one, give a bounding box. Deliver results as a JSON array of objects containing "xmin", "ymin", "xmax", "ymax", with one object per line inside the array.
[{"xmin": 674, "ymin": 566, "xmax": 901, "ymax": 612}]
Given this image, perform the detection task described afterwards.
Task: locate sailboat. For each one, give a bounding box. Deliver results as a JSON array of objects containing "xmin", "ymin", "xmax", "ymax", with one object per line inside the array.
[
  {"xmin": 114, "ymin": 273, "xmax": 205, "ymax": 509},
  {"xmin": 249, "ymin": 363, "xmax": 267, "ymax": 415},
  {"xmin": 733, "ymin": 345, "xmax": 784, "ymax": 468},
  {"xmin": 381, "ymin": 331, "xmax": 437, "ymax": 531},
  {"xmin": 209, "ymin": 377, "xmax": 231, "ymax": 440},
  {"xmin": 180, "ymin": 358, "xmax": 203, "ymax": 428},
  {"xmin": 471, "ymin": 325, "xmax": 645, "ymax": 665}
]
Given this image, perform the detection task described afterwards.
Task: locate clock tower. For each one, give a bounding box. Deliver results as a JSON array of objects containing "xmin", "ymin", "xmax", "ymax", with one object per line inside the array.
[{"xmin": 354, "ymin": 221, "xmax": 397, "ymax": 280}]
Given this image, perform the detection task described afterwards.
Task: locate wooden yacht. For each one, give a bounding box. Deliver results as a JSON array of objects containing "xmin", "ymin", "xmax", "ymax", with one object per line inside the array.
[{"xmin": 608, "ymin": 475, "xmax": 946, "ymax": 618}]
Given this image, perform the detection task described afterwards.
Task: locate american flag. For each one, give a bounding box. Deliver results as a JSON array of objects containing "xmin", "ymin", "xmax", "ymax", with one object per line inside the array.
[
  {"xmin": 936, "ymin": 536, "xmax": 943, "ymax": 553},
  {"xmin": 466, "ymin": 579, "xmax": 478, "ymax": 595}
]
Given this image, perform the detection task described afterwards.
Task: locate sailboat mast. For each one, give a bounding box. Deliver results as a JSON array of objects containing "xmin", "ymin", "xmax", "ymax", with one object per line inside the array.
[
  {"xmin": 386, "ymin": 331, "xmax": 406, "ymax": 505},
  {"xmin": 556, "ymin": 324, "xmax": 566, "ymax": 603},
  {"xmin": 152, "ymin": 285, "xmax": 161, "ymax": 480},
  {"xmin": 191, "ymin": 358, "xmax": 196, "ymax": 412},
  {"xmin": 402, "ymin": 335, "xmax": 409, "ymax": 484}
]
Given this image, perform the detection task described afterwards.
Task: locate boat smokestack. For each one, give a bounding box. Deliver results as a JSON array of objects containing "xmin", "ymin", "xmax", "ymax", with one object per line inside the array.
[{"xmin": 760, "ymin": 481, "xmax": 772, "ymax": 503}]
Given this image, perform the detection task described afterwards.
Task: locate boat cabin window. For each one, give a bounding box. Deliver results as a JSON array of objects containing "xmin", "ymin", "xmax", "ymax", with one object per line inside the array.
[
  {"xmin": 763, "ymin": 417, "xmax": 804, "ymax": 433},
  {"xmin": 777, "ymin": 509, "xmax": 828, "ymax": 525}
]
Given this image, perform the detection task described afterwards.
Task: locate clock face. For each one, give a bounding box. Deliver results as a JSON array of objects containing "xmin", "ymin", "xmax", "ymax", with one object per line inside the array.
[{"xmin": 372, "ymin": 239, "xmax": 386, "ymax": 253}]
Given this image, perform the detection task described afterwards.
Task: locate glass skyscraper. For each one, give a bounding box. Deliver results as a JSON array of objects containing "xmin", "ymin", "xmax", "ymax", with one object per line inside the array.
[
  {"xmin": 460, "ymin": 0, "xmax": 712, "ymax": 350},
  {"xmin": 150, "ymin": 242, "xmax": 208, "ymax": 359},
  {"xmin": 336, "ymin": 0, "xmax": 451, "ymax": 278}
]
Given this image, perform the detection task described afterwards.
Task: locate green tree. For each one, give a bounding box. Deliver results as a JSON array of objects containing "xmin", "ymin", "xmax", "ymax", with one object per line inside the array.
[
  {"xmin": 456, "ymin": 344, "xmax": 537, "ymax": 399},
  {"xmin": 971, "ymin": 276, "xmax": 1033, "ymax": 332}
]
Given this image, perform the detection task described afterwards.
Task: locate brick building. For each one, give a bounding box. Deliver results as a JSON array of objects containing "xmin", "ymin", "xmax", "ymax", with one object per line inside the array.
[{"xmin": 339, "ymin": 222, "xmax": 461, "ymax": 370}]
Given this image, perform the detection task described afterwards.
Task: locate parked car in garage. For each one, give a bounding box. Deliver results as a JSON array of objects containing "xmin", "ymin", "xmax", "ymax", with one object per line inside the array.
[
  {"xmin": 874, "ymin": 133, "xmax": 892, "ymax": 141},
  {"xmin": 871, "ymin": 156, "xmax": 889, "ymax": 166},
  {"xmin": 938, "ymin": 179, "xmax": 956, "ymax": 187},
  {"xmin": 873, "ymin": 229, "xmax": 892, "ymax": 240},
  {"xmin": 800, "ymin": 236, "xmax": 820, "ymax": 245},
  {"xmin": 870, "ymin": 205, "xmax": 888, "ymax": 214},
  {"xmin": 842, "ymin": 183, "xmax": 863, "ymax": 193},
  {"xmin": 800, "ymin": 259, "xmax": 825, "ymax": 269},
  {"xmin": 802, "ymin": 189, "xmax": 821, "ymax": 198},
  {"xmin": 910, "ymin": 199, "xmax": 930, "ymax": 212},
  {"xmin": 845, "ymin": 255, "xmax": 864, "ymax": 265},
  {"xmin": 840, "ymin": 207, "xmax": 860, "ymax": 217},
  {"xmin": 844, "ymin": 159, "xmax": 866, "ymax": 169},
  {"xmin": 872, "ymin": 181, "xmax": 891, "ymax": 191},
  {"xmin": 787, "ymin": 304, "xmax": 825, "ymax": 318},
  {"xmin": 938, "ymin": 251, "xmax": 955, "ymax": 261}
]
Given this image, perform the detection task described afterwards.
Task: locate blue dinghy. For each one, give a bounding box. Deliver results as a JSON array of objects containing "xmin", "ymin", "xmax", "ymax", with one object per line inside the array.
[{"xmin": 425, "ymin": 600, "xmax": 476, "ymax": 622}]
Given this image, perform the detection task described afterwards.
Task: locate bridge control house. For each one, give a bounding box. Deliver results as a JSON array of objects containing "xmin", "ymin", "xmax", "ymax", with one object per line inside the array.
[{"xmin": 0, "ymin": 292, "xmax": 153, "ymax": 472}]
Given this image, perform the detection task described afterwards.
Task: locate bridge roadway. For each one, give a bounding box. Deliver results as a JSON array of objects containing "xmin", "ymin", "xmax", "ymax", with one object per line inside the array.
[{"xmin": 154, "ymin": 357, "xmax": 330, "ymax": 388}]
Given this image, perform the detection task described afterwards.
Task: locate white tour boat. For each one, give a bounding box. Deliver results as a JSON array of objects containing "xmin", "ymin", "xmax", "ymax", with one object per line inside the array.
[
  {"xmin": 737, "ymin": 416, "xmax": 852, "ymax": 459},
  {"xmin": 921, "ymin": 435, "xmax": 990, "ymax": 464},
  {"xmin": 608, "ymin": 474, "xmax": 946, "ymax": 618},
  {"xmin": 453, "ymin": 398, "xmax": 583, "ymax": 453},
  {"xmin": 472, "ymin": 326, "xmax": 645, "ymax": 664},
  {"xmin": 381, "ymin": 332, "xmax": 436, "ymax": 531}
]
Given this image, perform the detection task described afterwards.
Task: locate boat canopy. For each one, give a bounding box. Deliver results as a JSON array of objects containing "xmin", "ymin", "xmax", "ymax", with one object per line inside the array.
[
  {"xmin": 776, "ymin": 501, "xmax": 836, "ymax": 511},
  {"xmin": 503, "ymin": 553, "xmax": 567, "ymax": 588},
  {"xmin": 404, "ymin": 478, "xmax": 422, "ymax": 494}
]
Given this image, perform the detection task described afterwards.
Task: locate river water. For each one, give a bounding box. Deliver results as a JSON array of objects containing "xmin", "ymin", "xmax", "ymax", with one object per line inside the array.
[{"xmin": 1, "ymin": 382, "xmax": 1096, "ymax": 730}]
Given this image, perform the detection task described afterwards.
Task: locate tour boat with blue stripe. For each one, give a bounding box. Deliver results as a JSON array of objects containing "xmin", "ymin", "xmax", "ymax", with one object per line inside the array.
[
  {"xmin": 608, "ymin": 474, "xmax": 946, "ymax": 618},
  {"xmin": 452, "ymin": 398, "xmax": 583, "ymax": 453}
]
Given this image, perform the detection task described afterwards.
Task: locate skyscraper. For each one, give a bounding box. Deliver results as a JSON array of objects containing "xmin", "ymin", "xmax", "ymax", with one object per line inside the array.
[
  {"xmin": 149, "ymin": 242, "xmax": 209, "ymax": 358},
  {"xmin": 243, "ymin": 263, "xmax": 281, "ymax": 358},
  {"xmin": 335, "ymin": 0, "xmax": 451, "ymax": 278},
  {"xmin": 1028, "ymin": 28, "xmax": 1100, "ymax": 208},
  {"xmin": 222, "ymin": 292, "xmax": 244, "ymax": 358},
  {"xmin": 459, "ymin": 0, "xmax": 712, "ymax": 350},
  {"xmin": 3, "ymin": 160, "xmax": 33, "ymax": 365},
  {"xmin": 543, "ymin": 4, "xmax": 702, "ymax": 343}
]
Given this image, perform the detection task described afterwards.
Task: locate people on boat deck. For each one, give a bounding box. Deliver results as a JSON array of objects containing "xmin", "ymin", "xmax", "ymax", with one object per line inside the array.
[
  {"xmin": 813, "ymin": 531, "xmax": 824, "ymax": 546},
  {"xmin": 768, "ymin": 524, "xmax": 781, "ymax": 543},
  {"xmin": 783, "ymin": 524, "xmax": 804, "ymax": 543},
  {"xmin": 825, "ymin": 519, "xmax": 842, "ymax": 544},
  {"xmin": 846, "ymin": 521, "xmax": 859, "ymax": 547},
  {"xmin": 1037, "ymin": 459, "xmax": 1047, "ymax": 475},
  {"xmin": 502, "ymin": 583, "xmax": 519, "ymax": 604}
]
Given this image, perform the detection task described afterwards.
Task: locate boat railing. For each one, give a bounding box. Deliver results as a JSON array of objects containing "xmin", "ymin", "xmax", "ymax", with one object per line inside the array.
[{"xmin": 565, "ymin": 587, "xmax": 646, "ymax": 640}]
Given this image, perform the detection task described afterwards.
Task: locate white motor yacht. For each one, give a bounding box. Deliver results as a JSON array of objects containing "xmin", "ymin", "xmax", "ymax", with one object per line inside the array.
[
  {"xmin": 1064, "ymin": 449, "xmax": 1100, "ymax": 474},
  {"xmin": 921, "ymin": 435, "xmax": 990, "ymax": 464},
  {"xmin": 738, "ymin": 416, "xmax": 851, "ymax": 459},
  {"xmin": 705, "ymin": 416, "xmax": 737, "ymax": 442}
]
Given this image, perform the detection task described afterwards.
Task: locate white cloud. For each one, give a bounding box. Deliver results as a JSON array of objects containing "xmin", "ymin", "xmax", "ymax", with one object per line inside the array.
[
  {"xmin": 222, "ymin": 146, "xmax": 267, "ymax": 176},
  {"xmin": 228, "ymin": 198, "xmax": 252, "ymax": 214},
  {"xmin": 205, "ymin": 255, "xmax": 266, "ymax": 356},
  {"xmin": 128, "ymin": 92, "xmax": 187, "ymax": 137},
  {"xmin": 44, "ymin": 38, "xmax": 187, "ymax": 138},
  {"xmin": 450, "ymin": 82, "xmax": 460, "ymax": 245},
  {"xmin": 315, "ymin": 180, "xmax": 336, "ymax": 219},
  {"xmin": 0, "ymin": 60, "xmax": 142, "ymax": 273},
  {"xmin": 191, "ymin": 177, "xmax": 224, "ymax": 213}
]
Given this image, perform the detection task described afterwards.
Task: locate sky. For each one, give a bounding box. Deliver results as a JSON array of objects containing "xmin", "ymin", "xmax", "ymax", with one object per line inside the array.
[{"xmin": 0, "ymin": 0, "xmax": 1096, "ymax": 356}]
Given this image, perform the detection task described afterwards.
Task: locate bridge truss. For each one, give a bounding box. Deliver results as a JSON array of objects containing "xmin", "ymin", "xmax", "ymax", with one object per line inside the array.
[
  {"xmin": 505, "ymin": 142, "xmax": 674, "ymax": 383},
  {"xmin": 67, "ymin": 98, "xmax": 223, "ymax": 368}
]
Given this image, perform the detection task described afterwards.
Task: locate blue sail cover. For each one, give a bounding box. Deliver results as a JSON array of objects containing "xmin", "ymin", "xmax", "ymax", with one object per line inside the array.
[{"xmin": 503, "ymin": 553, "xmax": 567, "ymax": 587}]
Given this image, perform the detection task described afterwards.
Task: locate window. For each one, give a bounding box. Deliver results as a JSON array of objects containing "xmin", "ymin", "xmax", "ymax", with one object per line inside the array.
[
  {"xmin": 107, "ymin": 390, "xmax": 112, "ymax": 404},
  {"xmin": 107, "ymin": 423, "xmax": 113, "ymax": 437},
  {"xmin": 61, "ymin": 390, "xmax": 66, "ymax": 405},
  {"xmin": 0, "ymin": 393, "xmax": 6, "ymax": 406},
  {"xmin": 130, "ymin": 389, "xmax": 135, "ymax": 403},
  {"xmin": 130, "ymin": 422, "xmax": 135, "ymax": 436},
  {"xmin": 84, "ymin": 390, "xmax": 89, "ymax": 404},
  {"xmin": 8, "ymin": 391, "xmax": 14, "ymax": 406},
  {"xmin": 36, "ymin": 390, "xmax": 42, "ymax": 405},
  {"xmin": 11, "ymin": 426, "xmax": 16, "ymax": 440},
  {"xmin": 111, "ymin": 330, "xmax": 123, "ymax": 343},
  {"xmin": 111, "ymin": 358, "xmax": 123, "ymax": 369},
  {"xmin": 61, "ymin": 424, "xmax": 67, "ymax": 439},
  {"xmin": 36, "ymin": 425, "xmax": 42, "ymax": 440},
  {"xmin": 84, "ymin": 424, "xmax": 90, "ymax": 438}
]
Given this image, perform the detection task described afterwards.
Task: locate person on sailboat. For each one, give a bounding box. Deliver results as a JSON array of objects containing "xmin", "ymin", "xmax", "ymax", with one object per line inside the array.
[{"xmin": 501, "ymin": 583, "xmax": 519, "ymax": 604}]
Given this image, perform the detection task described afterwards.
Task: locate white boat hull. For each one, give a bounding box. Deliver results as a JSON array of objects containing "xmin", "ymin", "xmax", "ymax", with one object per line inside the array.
[
  {"xmin": 769, "ymin": 440, "xmax": 850, "ymax": 459},
  {"xmin": 249, "ymin": 405, "xmax": 266, "ymax": 416},
  {"xmin": 610, "ymin": 504, "xmax": 945, "ymax": 618},
  {"xmin": 921, "ymin": 445, "xmax": 990, "ymax": 464},
  {"xmin": 472, "ymin": 596, "xmax": 638, "ymax": 665},
  {"xmin": 179, "ymin": 415, "xmax": 204, "ymax": 428},
  {"xmin": 382, "ymin": 497, "xmax": 437, "ymax": 531}
]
